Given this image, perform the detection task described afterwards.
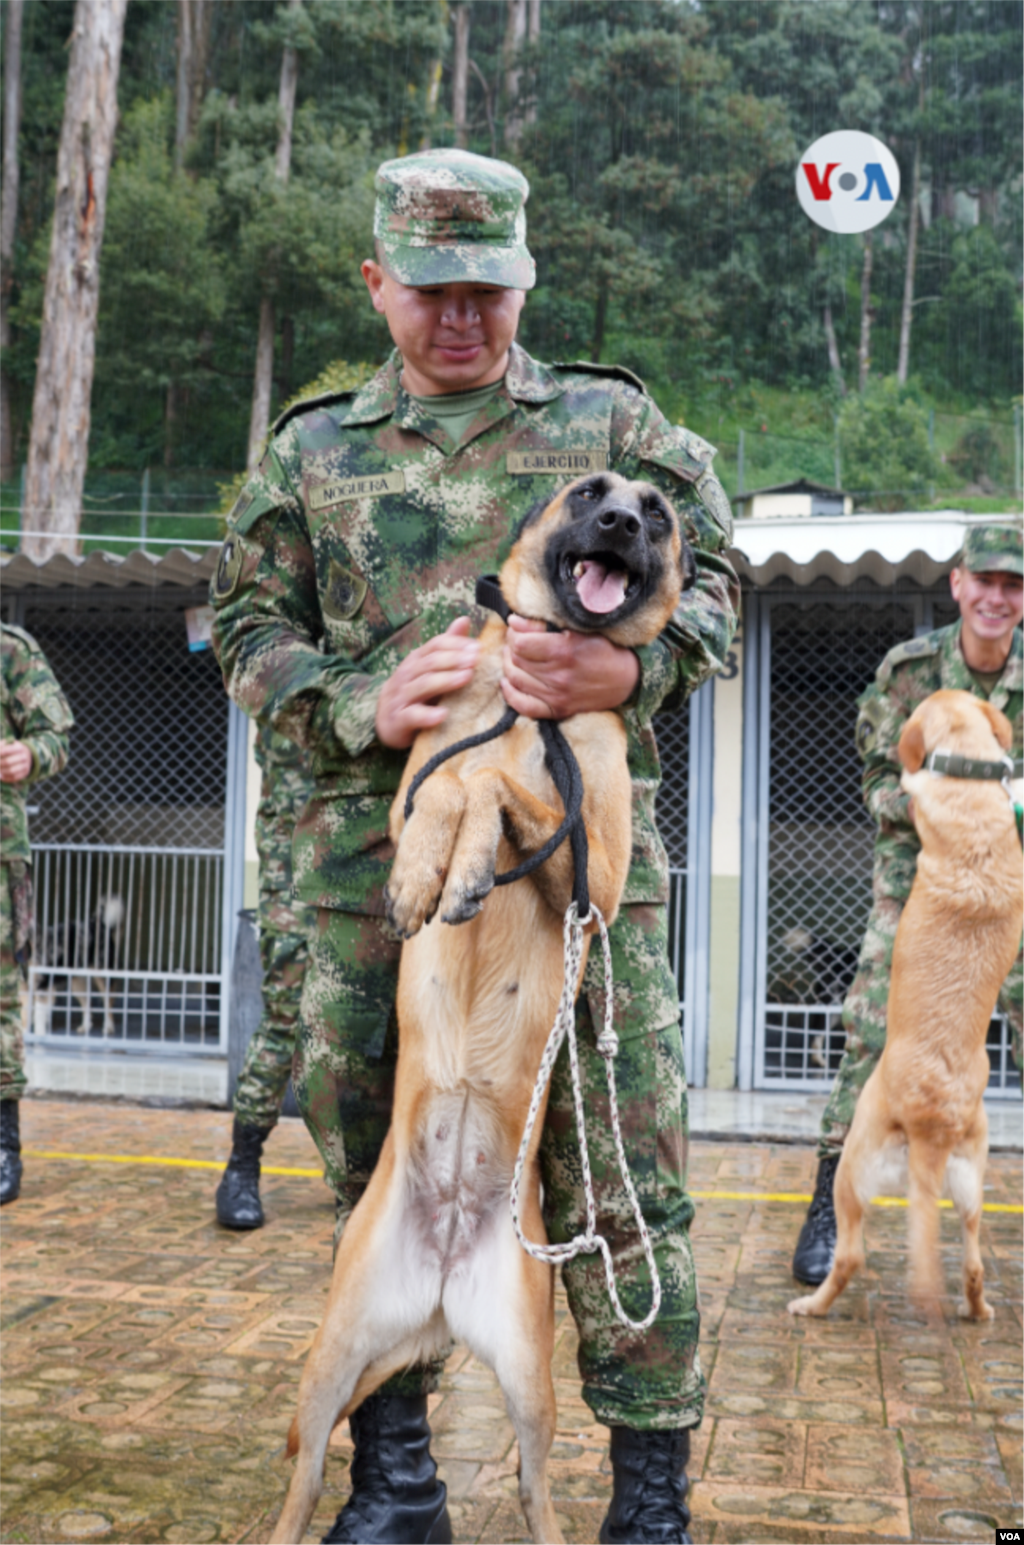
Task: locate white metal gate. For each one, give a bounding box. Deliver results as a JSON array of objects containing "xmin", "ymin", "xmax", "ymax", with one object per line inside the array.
[
  {"xmin": 11, "ymin": 587, "xmax": 244, "ymax": 1056},
  {"xmin": 740, "ymin": 584, "xmax": 1018, "ymax": 1097},
  {"xmin": 654, "ymin": 684, "xmax": 712, "ymax": 1085}
]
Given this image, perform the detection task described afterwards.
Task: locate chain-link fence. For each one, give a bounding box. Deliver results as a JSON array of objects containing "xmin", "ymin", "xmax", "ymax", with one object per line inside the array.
[
  {"xmin": 712, "ymin": 405, "xmax": 1022, "ymax": 507},
  {"xmin": 13, "ymin": 587, "xmax": 230, "ymax": 1050},
  {"xmin": 653, "ymin": 704, "xmax": 689, "ymax": 1007},
  {"xmin": 755, "ymin": 588, "xmax": 1017, "ymax": 1095}
]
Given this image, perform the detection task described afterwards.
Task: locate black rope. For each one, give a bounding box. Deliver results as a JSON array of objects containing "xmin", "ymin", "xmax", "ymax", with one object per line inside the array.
[
  {"xmin": 402, "ymin": 709, "xmax": 590, "ymax": 914},
  {"xmin": 404, "ymin": 705, "xmax": 519, "ymax": 820}
]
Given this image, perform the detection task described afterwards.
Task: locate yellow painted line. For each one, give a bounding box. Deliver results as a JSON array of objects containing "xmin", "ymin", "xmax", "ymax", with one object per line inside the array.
[
  {"xmin": 25, "ymin": 1149, "xmax": 323, "ymax": 1178},
  {"xmin": 22, "ymin": 1154, "xmax": 1023, "ymax": 1212},
  {"xmin": 690, "ymin": 1188, "xmax": 1022, "ymax": 1214}
]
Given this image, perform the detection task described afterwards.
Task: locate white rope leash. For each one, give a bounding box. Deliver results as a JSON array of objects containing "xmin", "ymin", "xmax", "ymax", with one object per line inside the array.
[{"xmin": 508, "ymin": 901, "xmax": 663, "ymax": 1333}]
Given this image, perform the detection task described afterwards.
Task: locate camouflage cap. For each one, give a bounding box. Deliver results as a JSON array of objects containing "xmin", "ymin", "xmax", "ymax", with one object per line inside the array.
[
  {"xmin": 958, "ymin": 522, "xmax": 1023, "ymax": 576},
  {"xmin": 373, "ymin": 148, "xmax": 536, "ymax": 290}
]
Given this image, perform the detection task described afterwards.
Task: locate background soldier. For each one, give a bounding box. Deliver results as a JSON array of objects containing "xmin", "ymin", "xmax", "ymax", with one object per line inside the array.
[
  {"xmin": 212, "ymin": 149, "xmax": 738, "ymax": 1545},
  {"xmin": 215, "ymin": 720, "xmax": 317, "ymax": 1229},
  {"xmin": 793, "ymin": 523, "xmax": 1023, "ymax": 1285},
  {"xmin": 0, "ymin": 624, "xmax": 74, "ymax": 1206}
]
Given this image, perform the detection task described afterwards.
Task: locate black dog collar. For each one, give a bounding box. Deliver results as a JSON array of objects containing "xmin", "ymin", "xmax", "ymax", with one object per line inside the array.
[
  {"xmin": 475, "ymin": 573, "xmax": 562, "ymax": 633},
  {"xmin": 926, "ymin": 749, "xmax": 1019, "ymax": 782}
]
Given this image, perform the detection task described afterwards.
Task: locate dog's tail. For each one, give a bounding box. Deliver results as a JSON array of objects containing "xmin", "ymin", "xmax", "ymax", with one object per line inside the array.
[
  {"xmin": 100, "ymin": 894, "xmax": 126, "ymax": 930},
  {"xmin": 906, "ymin": 1141, "xmax": 946, "ymax": 1307}
]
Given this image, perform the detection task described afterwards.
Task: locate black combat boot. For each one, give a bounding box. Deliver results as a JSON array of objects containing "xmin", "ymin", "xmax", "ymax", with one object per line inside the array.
[
  {"xmin": 214, "ymin": 1120, "xmax": 269, "ymax": 1229},
  {"xmin": 791, "ymin": 1153, "xmax": 840, "ymax": 1285},
  {"xmin": 0, "ymin": 1100, "xmax": 23, "ymax": 1206},
  {"xmin": 321, "ymin": 1392, "xmax": 452, "ymax": 1544},
  {"xmin": 599, "ymin": 1425, "xmax": 693, "ymax": 1544}
]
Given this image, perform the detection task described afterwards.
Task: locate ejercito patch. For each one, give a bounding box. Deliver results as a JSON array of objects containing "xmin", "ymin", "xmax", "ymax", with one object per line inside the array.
[
  {"xmin": 506, "ymin": 450, "xmax": 607, "ymax": 475},
  {"xmin": 213, "ymin": 536, "xmax": 244, "ymax": 601}
]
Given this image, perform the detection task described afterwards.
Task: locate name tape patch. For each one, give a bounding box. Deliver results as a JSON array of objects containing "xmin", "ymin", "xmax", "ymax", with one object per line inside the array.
[
  {"xmin": 309, "ymin": 471, "xmax": 406, "ymax": 511},
  {"xmin": 506, "ymin": 450, "xmax": 607, "ymax": 476}
]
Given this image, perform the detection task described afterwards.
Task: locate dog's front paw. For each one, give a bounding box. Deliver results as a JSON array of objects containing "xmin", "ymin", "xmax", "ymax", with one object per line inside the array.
[
  {"xmin": 384, "ymin": 864, "xmax": 446, "ymax": 939},
  {"xmin": 440, "ymin": 862, "xmax": 496, "ymax": 926}
]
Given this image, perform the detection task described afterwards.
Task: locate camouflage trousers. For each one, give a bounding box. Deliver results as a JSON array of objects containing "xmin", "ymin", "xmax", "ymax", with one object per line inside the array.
[
  {"xmin": 232, "ymin": 887, "xmax": 316, "ymax": 1132},
  {"xmin": 819, "ymin": 893, "xmax": 1023, "ymax": 1159},
  {"xmin": 0, "ymin": 863, "xmax": 29, "ymax": 1102},
  {"xmin": 294, "ymin": 901, "xmax": 704, "ymax": 1432}
]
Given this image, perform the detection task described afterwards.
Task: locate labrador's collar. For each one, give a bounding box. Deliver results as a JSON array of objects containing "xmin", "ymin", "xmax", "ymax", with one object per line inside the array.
[{"xmin": 925, "ymin": 749, "xmax": 1019, "ymax": 782}]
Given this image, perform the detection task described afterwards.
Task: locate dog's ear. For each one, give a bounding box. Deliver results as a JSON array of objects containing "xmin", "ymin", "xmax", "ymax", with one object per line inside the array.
[
  {"xmin": 977, "ymin": 699, "xmax": 1014, "ymax": 752},
  {"xmin": 898, "ymin": 714, "xmax": 927, "ymax": 772}
]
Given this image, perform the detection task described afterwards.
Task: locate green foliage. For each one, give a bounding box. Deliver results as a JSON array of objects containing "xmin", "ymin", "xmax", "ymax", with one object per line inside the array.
[
  {"xmin": 837, "ymin": 379, "xmax": 937, "ymax": 508},
  {"xmin": 4, "ymin": 0, "xmax": 1021, "ymax": 489}
]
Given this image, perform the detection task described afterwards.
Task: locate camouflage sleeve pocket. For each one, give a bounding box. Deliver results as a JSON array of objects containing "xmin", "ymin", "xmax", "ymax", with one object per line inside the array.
[{"xmin": 855, "ymin": 694, "xmax": 886, "ymax": 758}]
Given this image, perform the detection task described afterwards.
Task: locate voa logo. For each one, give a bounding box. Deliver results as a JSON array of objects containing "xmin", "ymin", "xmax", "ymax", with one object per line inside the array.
[{"xmin": 796, "ymin": 130, "xmax": 901, "ymax": 234}]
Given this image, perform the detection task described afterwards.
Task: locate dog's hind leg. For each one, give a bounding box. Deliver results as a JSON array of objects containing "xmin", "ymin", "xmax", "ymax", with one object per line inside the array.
[
  {"xmin": 446, "ymin": 1186, "xmax": 564, "ymax": 1544},
  {"xmin": 947, "ymin": 1113, "xmax": 994, "ymax": 1322},
  {"xmin": 272, "ymin": 1145, "xmax": 446, "ymax": 1544},
  {"xmin": 788, "ymin": 1146, "xmax": 867, "ymax": 1317},
  {"xmin": 906, "ymin": 1137, "xmax": 949, "ymax": 1312}
]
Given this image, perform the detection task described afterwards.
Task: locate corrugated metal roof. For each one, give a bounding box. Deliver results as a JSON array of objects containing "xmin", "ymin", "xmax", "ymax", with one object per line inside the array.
[
  {"xmin": 1, "ymin": 546, "xmax": 219, "ymax": 590},
  {"xmin": 729, "ymin": 510, "xmax": 1022, "ymax": 586}
]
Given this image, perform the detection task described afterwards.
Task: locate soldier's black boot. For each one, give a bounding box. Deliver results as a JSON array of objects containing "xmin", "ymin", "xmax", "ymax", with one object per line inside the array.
[
  {"xmin": 321, "ymin": 1392, "xmax": 452, "ymax": 1544},
  {"xmin": 0, "ymin": 1100, "xmax": 23, "ymax": 1206},
  {"xmin": 599, "ymin": 1426, "xmax": 693, "ymax": 1544},
  {"xmin": 215, "ymin": 1120, "xmax": 269, "ymax": 1229},
  {"xmin": 791, "ymin": 1153, "xmax": 840, "ymax": 1285}
]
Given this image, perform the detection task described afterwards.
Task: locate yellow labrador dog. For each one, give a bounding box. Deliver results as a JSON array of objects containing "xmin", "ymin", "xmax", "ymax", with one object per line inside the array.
[
  {"xmin": 271, "ymin": 473, "xmax": 692, "ymax": 1544},
  {"xmin": 789, "ymin": 690, "xmax": 1021, "ymax": 1321}
]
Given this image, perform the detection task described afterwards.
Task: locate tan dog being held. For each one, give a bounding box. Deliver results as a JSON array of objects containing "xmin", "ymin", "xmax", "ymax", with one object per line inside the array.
[
  {"xmin": 789, "ymin": 690, "xmax": 1022, "ymax": 1322},
  {"xmin": 272, "ymin": 473, "xmax": 693, "ymax": 1544}
]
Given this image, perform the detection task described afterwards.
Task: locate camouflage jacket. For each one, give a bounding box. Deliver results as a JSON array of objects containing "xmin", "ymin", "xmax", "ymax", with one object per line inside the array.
[
  {"xmin": 0, "ymin": 624, "xmax": 74, "ymax": 865},
  {"xmin": 212, "ymin": 343, "xmax": 739, "ymax": 913},
  {"xmin": 855, "ymin": 621, "xmax": 1023, "ymax": 899},
  {"xmin": 253, "ymin": 720, "xmax": 316, "ymax": 893}
]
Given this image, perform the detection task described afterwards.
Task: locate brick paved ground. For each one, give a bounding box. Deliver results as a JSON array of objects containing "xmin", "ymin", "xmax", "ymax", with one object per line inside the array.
[{"xmin": 1, "ymin": 1098, "xmax": 1020, "ymax": 1545}]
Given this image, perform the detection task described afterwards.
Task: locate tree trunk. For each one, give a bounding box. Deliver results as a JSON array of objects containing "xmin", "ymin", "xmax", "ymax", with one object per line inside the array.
[
  {"xmin": 23, "ymin": 0, "xmax": 127, "ymax": 560},
  {"xmin": 503, "ymin": 0, "xmax": 527, "ymax": 149},
  {"xmin": 1, "ymin": 0, "xmax": 24, "ymax": 483},
  {"xmin": 453, "ymin": 4, "xmax": 470, "ymax": 149},
  {"xmin": 175, "ymin": 0, "xmax": 193, "ymax": 169},
  {"xmin": 247, "ymin": 0, "xmax": 300, "ymax": 474},
  {"xmin": 591, "ymin": 274, "xmax": 608, "ymax": 363},
  {"xmin": 857, "ymin": 231, "xmax": 873, "ymax": 393},
  {"xmin": 823, "ymin": 302, "xmax": 846, "ymax": 397},
  {"xmin": 897, "ymin": 137, "xmax": 921, "ymax": 385},
  {"xmin": 247, "ymin": 295, "xmax": 275, "ymax": 472},
  {"xmin": 523, "ymin": 0, "xmax": 540, "ymax": 128},
  {"xmin": 176, "ymin": 0, "xmax": 212, "ymax": 169}
]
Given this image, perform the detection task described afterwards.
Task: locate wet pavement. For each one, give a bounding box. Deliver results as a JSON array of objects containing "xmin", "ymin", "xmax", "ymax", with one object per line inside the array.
[{"xmin": 1, "ymin": 1098, "xmax": 1021, "ymax": 1545}]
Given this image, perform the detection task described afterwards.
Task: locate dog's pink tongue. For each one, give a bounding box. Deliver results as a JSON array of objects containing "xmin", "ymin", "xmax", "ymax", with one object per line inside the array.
[{"xmin": 576, "ymin": 560, "xmax": 626, "ymax": 614}]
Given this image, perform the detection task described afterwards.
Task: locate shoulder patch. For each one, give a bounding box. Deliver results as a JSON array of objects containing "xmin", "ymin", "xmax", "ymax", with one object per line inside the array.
[
  {"xmin": 876, "ymin": 630, "xmax": 942, "ymax": 689},
  {"xmin": 271, "ymin": 388, "xmax": 357, "ymax": 438},
  {"xmin": 212, "ymin": 535, "xmax": 245, "ymax": 602},
  {"xmin": 551, "ymin": 359, "xmax": 647, "ymax": 394},
  {"xmin": 0, "ymin": 623, "xmax": 38, "ymax": 650}
]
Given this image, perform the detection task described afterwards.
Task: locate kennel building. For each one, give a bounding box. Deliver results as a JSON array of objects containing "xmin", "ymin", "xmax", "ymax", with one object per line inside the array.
[
  {"xmin": 1, "ymin": 547, "xmax": 247, "ymax": 1061},
  {"xmin": 723, "ymin": 509, "xmax": 1020, "ymax": 1100}
]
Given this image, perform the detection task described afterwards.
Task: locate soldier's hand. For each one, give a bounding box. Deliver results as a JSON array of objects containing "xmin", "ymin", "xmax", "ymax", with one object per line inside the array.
[
  {"xmin": 501, "ymin": 614, "xmax": 640, "ymax": 720},
  {"xmin": 0, "ymin": 741, "xmax": 33, "ymax": 783},
  {"xmin": 376, "ymin": 618, "xmax": 480, "ymax": 750}
]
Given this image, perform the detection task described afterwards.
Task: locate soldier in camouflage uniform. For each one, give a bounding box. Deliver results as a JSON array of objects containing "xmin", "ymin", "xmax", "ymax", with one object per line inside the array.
[
  {"xmin": 793, "ymin": 523, "xmax": 1023, "ymax": 1286},
  {"xmin": 214, "ymin": 719, "xmax": 317, "ymax": 1229},
  {"xmin": 212, "ymin": 149, "xmax": 738, "ymax": 1545},
  {"xmin": 1, "ymin": 624, "xmax": 74, "ymax": 1205}
]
